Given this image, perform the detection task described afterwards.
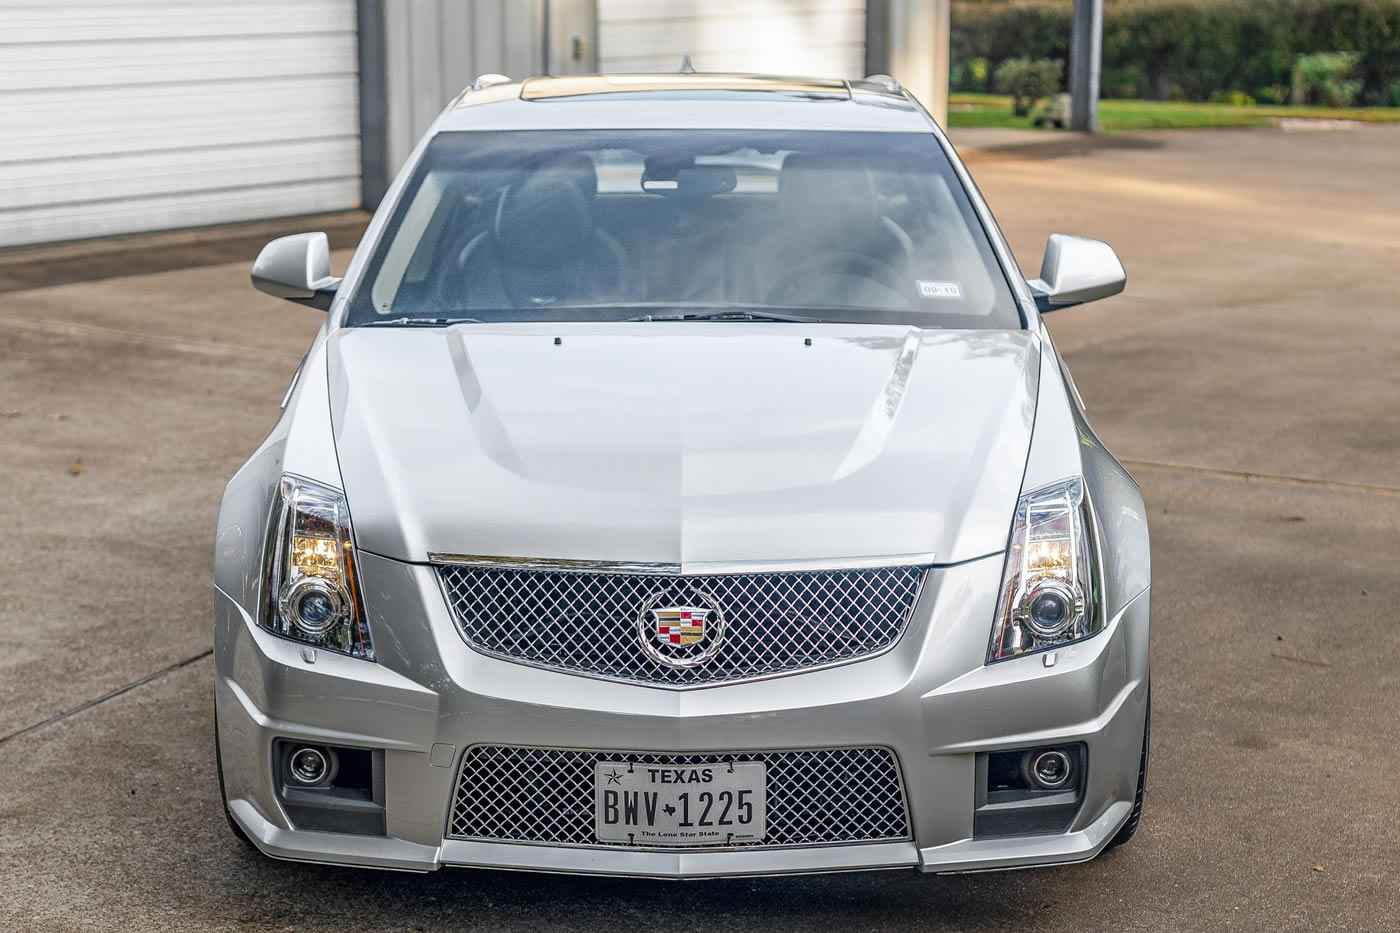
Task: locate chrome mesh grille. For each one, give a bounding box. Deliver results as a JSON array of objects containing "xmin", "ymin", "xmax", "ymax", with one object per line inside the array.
[
  {"xmin": 448, "ymin": 745, "xmax": 910, "ymax": 848},
  {"xmin": 437, "ymin": 564, "xmax": 925, "ymax": 685}
]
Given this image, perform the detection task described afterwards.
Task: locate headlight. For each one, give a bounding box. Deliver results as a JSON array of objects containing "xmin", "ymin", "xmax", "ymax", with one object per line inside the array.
[
  {"xmin": 262, "ymin": 475, "xmax": 374, "ymax": 659},
  {"xmin": 988, "ymin": 477, "xmax": 1102, "ymax": 662}
]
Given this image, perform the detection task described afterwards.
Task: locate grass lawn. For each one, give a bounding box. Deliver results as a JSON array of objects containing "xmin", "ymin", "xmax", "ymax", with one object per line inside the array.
[{"xmin": 947, "ymin": 93, "xmax": 1400, "ymax": 131}]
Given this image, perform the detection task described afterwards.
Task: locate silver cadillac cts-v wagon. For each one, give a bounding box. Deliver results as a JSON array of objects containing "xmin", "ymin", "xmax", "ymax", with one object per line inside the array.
[{"xmin": 214, "ymin": 73, "xmax": 1150, "ymax": 878}]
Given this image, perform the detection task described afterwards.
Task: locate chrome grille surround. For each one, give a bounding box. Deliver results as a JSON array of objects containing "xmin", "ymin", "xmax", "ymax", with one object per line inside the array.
[
  {"xmin": 436, "ymin": 563, "xmax": 927, "ymax": 686},
  {"xmin": 447, "ymin": 745, "xmax": 911, "ymax": 849}
]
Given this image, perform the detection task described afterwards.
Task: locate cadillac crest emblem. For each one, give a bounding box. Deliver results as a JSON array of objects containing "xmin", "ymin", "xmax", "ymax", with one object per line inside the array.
[
  {"xmin": 637, "ymin": 589, "xmax": 725, "ymax": 669},
  {"xmin": 653, "ymin": 606, "xmax": 710, "ymax": 645}
]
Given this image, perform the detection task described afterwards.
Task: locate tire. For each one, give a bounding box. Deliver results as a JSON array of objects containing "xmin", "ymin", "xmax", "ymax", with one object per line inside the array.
[
  {"xmin": 1107, "ymin": 687, "xmax": 1150, "ymax": 849},
  {"xmin": 214, "ymin": 710, "xmax": 255, "ymax": 847}
]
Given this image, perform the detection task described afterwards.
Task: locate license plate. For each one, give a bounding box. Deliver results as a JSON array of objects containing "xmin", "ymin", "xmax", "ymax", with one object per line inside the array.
[{"xmin": 594, "ymin": 760, "xmax": 766, "ymax": 846}]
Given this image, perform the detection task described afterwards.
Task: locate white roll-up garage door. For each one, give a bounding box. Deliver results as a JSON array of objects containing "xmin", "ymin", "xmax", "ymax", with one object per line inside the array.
[
  {"xmin": 0, "ymin": 0, "xmax": 361, "ymax": 248},
  {"xmin": 597, "ymin": 0, "xmax": 865, "ymax": 80}
]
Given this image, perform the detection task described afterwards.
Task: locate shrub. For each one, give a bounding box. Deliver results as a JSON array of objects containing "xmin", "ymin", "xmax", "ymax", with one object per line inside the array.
[
  {"xmin": 1209, "ymin": 89, "xmax": 1257, "ymax": 106},
  {"xmin": 1388, "ymin": 80, "xmax": 1400, "ymax": 106},
  {"xmin": 950, "ymin": 55, "xmax": 992, "ymax": 92},
  {"xmin": 952, "ymin": 0, "xmax": 1400, "ymax": 106},
  {"xmin": 1101, "ymin": 63, "xmax": 1148, "ymax": 99},
  {"xmin": 994, "ymin": 57, "xmax": 1064, "ymax": 115},
  {"xmin": 1292, "ymin": 52, "xmax": 1363, "ymax": 106},
  {"xmin": 968, "ymin": 57, "xmax": 991, "ymax": 90},
  {"xmin": 950, "ymin": 60, "xmax": 971, "ymax": 91}
]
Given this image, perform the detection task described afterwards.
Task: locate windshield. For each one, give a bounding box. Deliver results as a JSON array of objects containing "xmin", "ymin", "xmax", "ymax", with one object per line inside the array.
[{"xmin": 346, "ymin": 130, "xmax": 1021, "ymax": 329}]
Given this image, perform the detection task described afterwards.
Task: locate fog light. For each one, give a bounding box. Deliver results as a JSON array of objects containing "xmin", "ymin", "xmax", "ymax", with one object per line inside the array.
[
  {"xmin": 978, "ymin": 744, "xmax": 1087, "ymax": 837},
  {"xmin": 1025, "ymin": 749, "xmax": 1073, "ymax": 790},
  {"xmin": 288, "ymin": 746, "xmax": 334, "ymax": 786}
]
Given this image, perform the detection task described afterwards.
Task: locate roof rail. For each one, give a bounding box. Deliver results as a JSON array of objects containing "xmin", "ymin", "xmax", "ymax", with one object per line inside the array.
[
  {"xmin": 469, "ymin": 73, "xmax": 512, "ymax": 91},
  {"xmin": 863, "ymin": 74, "xmax": 902, "ymax": 93}
]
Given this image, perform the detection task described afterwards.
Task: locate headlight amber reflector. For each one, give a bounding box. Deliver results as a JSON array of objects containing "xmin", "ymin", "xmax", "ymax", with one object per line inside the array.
[
  {"xmin": 988, "ymin": 477, "xmax": 1102, "ymax": 662},
  {"xmin": 263, "ymin": 475, "xmax": 374, "ymax": 659}
]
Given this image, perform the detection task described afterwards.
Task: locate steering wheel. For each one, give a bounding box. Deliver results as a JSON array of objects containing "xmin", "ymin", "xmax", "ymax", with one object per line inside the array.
[
  {"xmin": 496, "ymin": 231, "xmax": 632, "ymax": 309},
  {"xmin": 764, "ymin": 251, "xmax": 909, "ymax": 308},
  {"xmin": 442, "ymin": 227, "xmax": 632, "ymax": 311}
]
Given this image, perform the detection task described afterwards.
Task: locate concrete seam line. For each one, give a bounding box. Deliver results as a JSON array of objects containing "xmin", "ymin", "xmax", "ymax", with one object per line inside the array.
[
  {"xmin": 0, "ymin": 649, "xmax": 213, "ymax": 747},
  {"xmin": 1121, "ymin": 458, "xmax": 1400, "ymax": 498},
  {"xmin": 0, "ymin": 210, "xmax": 369, "ymax": 267},
  {"xmin": 1055, "ymin": 282, "xmax": 1368, "ymax": 357},
  {"xmin": 0, "ymin": 315, "xmax": 304, "ymax": 363}
]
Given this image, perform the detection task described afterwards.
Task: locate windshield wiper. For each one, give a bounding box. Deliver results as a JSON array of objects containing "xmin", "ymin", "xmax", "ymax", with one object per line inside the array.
[
  {"xmin": 358, "ymin": 316, "xmax": 483, "ymax": 327},
  {"xmin": 625, "ymin": 309, "xmax": 826, "ymax": 324}
]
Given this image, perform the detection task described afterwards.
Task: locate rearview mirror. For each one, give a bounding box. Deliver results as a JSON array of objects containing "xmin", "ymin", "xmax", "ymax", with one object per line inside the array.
[
  {"xmin": 642, "ymin": 165, "xmax": 738, "ymax": 198},
  {"xmin": 1027, "ymin": 234, "xmax": 1125, "ymax": 313},
  {"xmin": 251, "ymin": 232, "xmax": 340, "ymax": 311}
]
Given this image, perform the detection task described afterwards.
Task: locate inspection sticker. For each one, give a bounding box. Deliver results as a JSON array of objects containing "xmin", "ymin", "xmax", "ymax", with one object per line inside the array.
[{"xmin": 917, "ymin": 280, "xmax": 964, "ymax": 300}]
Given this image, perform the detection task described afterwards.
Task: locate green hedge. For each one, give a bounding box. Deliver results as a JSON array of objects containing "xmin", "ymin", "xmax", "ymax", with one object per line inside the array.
[{"xmin": 951, "ymin": 0, "xmax": 1400, "ymax": 105}]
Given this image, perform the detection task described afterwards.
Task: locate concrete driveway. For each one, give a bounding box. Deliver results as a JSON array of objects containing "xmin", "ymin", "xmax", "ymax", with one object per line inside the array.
[{"xmin": 2, "ymin": 125, "xmax": 1397, "ymax": 932}]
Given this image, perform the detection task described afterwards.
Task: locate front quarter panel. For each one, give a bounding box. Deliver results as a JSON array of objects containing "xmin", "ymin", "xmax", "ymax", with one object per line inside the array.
[
  {"xmin": 1078, "ymin": 408, "xmax": 1151, "ymax": 620},
  {"xmin": 214, "ymin": 337, "xmax": 341, "ymax": 620},
  {"xmin": 1022, "ymin": 330, "xmax": 1150, "ymax": 620}
]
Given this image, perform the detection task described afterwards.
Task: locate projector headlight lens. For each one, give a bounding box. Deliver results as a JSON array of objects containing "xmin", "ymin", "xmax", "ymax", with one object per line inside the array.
[
  {"xmin": 283, "ymin": 578, "xmax": 344, "ymax": 635},
  {"xmin": 262, "ymin": 475, "xmax": 374, "ymax": 659},
  {"xmin": 989, "ymin": 477, "xmax": 1102, "ymax": 662}
]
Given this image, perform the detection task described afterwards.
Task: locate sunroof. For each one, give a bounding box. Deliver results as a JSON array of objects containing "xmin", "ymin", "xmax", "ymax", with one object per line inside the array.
[{"xmin": 521, "ymin": 74, "xmax": 850, "ymax": 101}]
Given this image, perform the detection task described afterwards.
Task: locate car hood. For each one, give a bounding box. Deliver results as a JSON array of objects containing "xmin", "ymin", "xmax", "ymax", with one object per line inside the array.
[{"xmin": 327, "ymin": 323, "xmax": 1039, "ymax": 567}]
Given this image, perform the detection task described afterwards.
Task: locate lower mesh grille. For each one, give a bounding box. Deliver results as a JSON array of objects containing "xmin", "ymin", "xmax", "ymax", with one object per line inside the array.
[{"xmin": 448, "ymin": 745, "xmax": 911, "ymax": 848}]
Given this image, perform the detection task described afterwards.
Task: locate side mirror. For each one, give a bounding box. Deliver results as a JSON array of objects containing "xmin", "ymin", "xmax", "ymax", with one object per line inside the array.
[
  {"xmin": 251, "ymin": 232, "xmax": 341, "ymax": 311},
  {"xmin": 1027, "ymin": 234, "xmax": 1125, "ymax": 313}
]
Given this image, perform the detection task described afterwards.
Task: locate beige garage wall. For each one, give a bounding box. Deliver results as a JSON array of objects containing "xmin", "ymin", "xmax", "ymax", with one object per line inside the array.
[
  {"xmin": 597, "ymin": 0, "xmax": 867, "ymax": 79},
  {"xmin": 0, "ymin": 0, "xmax": 362, "ymax": 248}
]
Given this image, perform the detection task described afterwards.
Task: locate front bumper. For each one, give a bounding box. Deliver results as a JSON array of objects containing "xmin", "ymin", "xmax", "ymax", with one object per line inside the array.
[{"xmin": 214, "ymin": 551, "xmax": 1149, "ymax": 878}]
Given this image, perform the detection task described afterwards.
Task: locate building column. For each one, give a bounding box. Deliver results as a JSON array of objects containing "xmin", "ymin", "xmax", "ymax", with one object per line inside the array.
[
  {"xmin": 869, "ymin": 1, "xmax": 950, "ymax": 125},
  {"xmin": 358, "ymin": 0, "xmax": 553, "ymax": 210},
  {"xmin": 543, "ymin": 0, "xmax": 598, "ymax": 76},
  {"xmin": 356, "ymin": 0, "xmax": 390, "ymax": 210},
  {"xmin": 1069, "ymin": 0, "xmax": 1103, "ymax": 131}
]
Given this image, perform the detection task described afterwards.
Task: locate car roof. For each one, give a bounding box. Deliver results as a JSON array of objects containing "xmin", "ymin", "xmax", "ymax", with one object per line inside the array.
[{"xmin": 434, "ymin": 73, "xmax": 932, "ymax": 134}]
